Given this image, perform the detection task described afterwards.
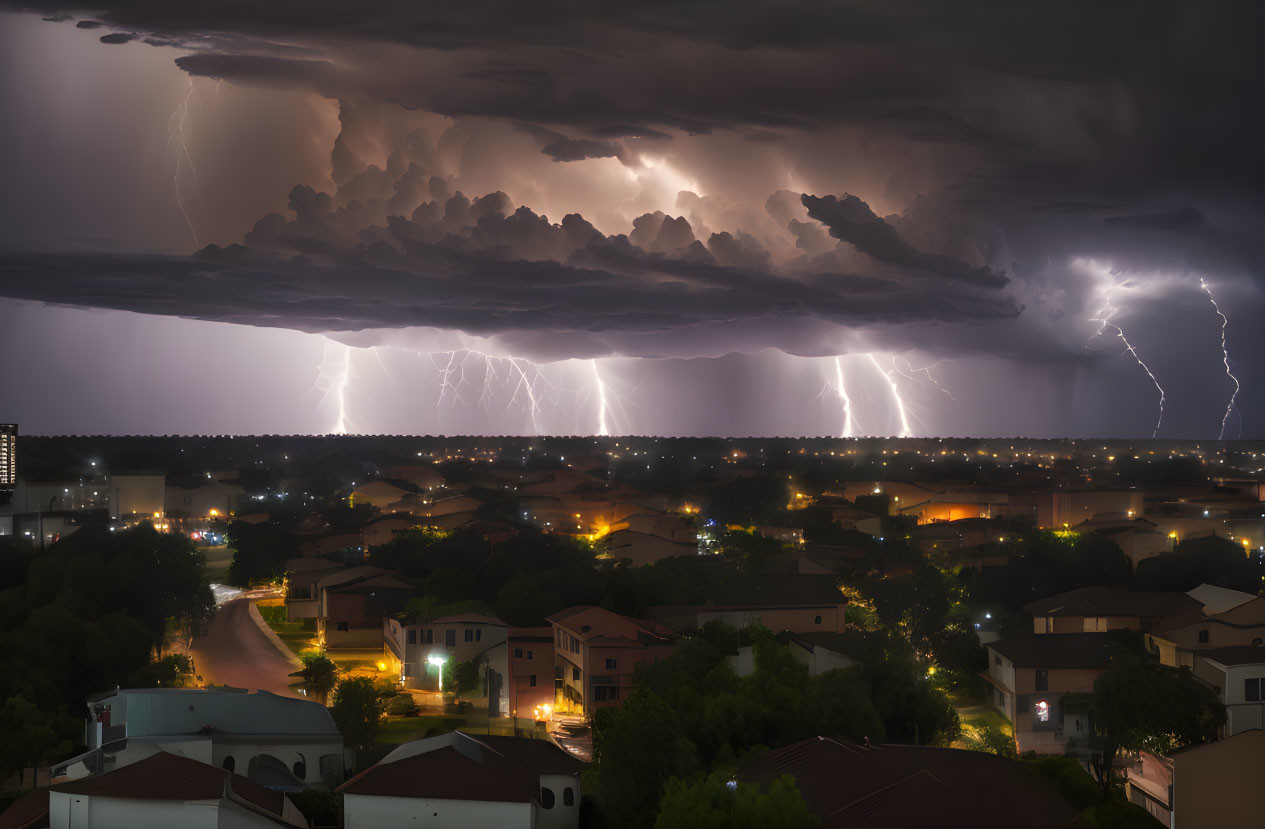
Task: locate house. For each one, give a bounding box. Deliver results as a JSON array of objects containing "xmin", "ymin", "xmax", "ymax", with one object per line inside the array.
[
  {"xmin": 338, "ymin": 731, "xmax": 583, "ymax": 829},
  {"xmin": 297, "ymin": 532, "xmax": 363, "ymax": 559},
  {"xmin": 508, "ymin": 627, "xmax": 555, "ymax": 720},
  {"xmin": 283, "ymin": 558, "xmax": 345, "ymax": 621},
  {"xmin": 602, "ymin": 529, "xmax": 696, "ymax": 565},
  {"xmin": 385, "ymin": 612, "xmax": 510, "ymax": 714},
  {"xmin": 1125, "ymin": 730, "xmax": 1265, "ymax": 828},
  {"xmin": 164, "ymin": 480, "xmax": 245, "ymax": 519},
  {"xmin": 361, "ymin": 513, "xmax": 419, "ymax": 550},
  {"xmin": 349, "ymin": 480, "xmax": 412, "ymax": 509},
  {"xmin": 1192, "ymin": 647, "xmax": 1265, "ymax": 736},
  {"xmin": 53, "ymin": 687, "xmax": 348, "ymax": 790},
  {"xmin": 317, "ymin": 567, "xmax": 415, "ymax": 650},
  {"xmin": 784, "ymin": 631, "xmax": 867, "ymax": 676},
  {"xmin": 740, "ymin": 736, "xmax": 1078, "ymax": 828},
  {"xmin": 1023, "ymin": 586, "xmax": 1200, "ymax": 635},
  {"xmin": 1036, "ymin": 490, "xmax": 1144, "ymax": 529},
  {"xmin": 1071, "ymin": 515, "xmax": 1171, "ymax": 568},
  {"xmin": 983, "ymin": 634, "xmax": 1114, "ymax": 755},
  {"xmin": 2, "ymin": 752, "xmax": 308, "ymax": 829},
  {"xmin": 1147, "ymin": 585, "xmax": 1265, "ymax": 668},
  {"xmin": 547, "ymin": 606, "xmax": 674, "ymax": 716},
  {"xmin": 645, "ymin": 574, "xmax": 847, "ymax": 635}
]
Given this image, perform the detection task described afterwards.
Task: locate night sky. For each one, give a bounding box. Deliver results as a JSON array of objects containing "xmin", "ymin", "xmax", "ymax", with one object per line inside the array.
[{"xmin": 0, "ymin": 3, "xmax": 1261, "ymax": 437}]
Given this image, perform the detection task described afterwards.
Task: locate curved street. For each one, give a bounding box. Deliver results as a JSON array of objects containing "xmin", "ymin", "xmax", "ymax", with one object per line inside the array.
[{"xmin": 191, "ymin": 596, "xmax": 303, "ymax": 698}]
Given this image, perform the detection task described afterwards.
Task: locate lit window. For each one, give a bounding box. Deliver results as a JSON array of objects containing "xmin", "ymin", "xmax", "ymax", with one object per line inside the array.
[{"xmin": 1034, "ymin": 699, "xmax": 1050, "ymax": 722}]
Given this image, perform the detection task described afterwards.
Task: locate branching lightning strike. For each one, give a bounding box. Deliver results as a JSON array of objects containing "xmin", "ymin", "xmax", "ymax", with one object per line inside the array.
[
  {"xmin": 166, "ymin": 77, "xmax": 200, "ymax": 248},
  {"xmin": 1201, "ymin": 278, "xmax": 1242, "ymax": 440}
]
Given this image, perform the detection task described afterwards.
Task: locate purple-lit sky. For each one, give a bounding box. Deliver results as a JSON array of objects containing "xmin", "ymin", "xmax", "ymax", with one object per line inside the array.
[{"xmin": 0, "ymin": 3, "xmax": 1262, "ymax": 437}]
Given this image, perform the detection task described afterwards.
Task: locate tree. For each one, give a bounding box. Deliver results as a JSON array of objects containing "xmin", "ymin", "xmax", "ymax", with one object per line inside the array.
[
  {"xmin": 296, "ymin": 654, "xmax": 339, "ymax": 703},
  {"xmin": 329, "ymin": 677, "xmax": 383, "ymax": 752},
  {"xmin": 654, "ymin": 773, "xmax": 817, "ymax": 829},
  {"xmin": 1089, "ymin": 647, "xmax": 1225, "ymax": 795},
  {"xmin": 589, "ymin": 687, "xmax": 702, "ymax": 829},
  {"xmin": 0, "ymin": 695, "xmax": 71, "ymax": 787}
]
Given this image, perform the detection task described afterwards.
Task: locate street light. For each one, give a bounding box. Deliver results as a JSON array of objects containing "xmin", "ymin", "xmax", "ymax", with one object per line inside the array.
[{"xmin": 427, "ymin": 654, "xmax": 447, "ymax": 693}]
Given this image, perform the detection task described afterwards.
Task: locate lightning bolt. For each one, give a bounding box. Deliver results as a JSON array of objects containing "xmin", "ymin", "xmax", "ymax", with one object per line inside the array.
[
  {"xmin": 867, "ymin": 354, "xmax": 913, "ymax": 437},
  {"xmin": 308, "ymin": 340, "xmax": 352, "ymax": 434},
  {"xmin": 834, "ymin": 357, "xmax": 854, "ymax": 438},
  {"xmin": 1091, "ymin": 294, "xmax": 1166, "ymax": 439},
  {"xmin": 892, "ymin": 357, "xmax": 957, "ymax": 405},
  {"xmin": 590, "ymin": 359, "xmax": 611, "ymax": 436},
  {"xmin": 1201, "ymin": 278, "xmax": 1241, "ymax": 440},
  {"xmin": 167, "ymin": 77, "xmax": 199, "ymax": 248}
]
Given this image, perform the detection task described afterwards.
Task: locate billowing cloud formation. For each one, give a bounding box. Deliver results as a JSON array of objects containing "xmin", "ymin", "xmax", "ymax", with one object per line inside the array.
[{"xmin": 0, "ymin": 2, "xmax": 1262, "ymax": 436}]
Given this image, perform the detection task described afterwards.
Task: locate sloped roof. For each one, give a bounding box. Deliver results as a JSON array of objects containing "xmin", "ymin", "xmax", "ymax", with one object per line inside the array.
[
  {"xmin": 1187, "ymin": 583, "xmax": 1257, "ymax": 615},
  {"xmin": 50, "ymin": 753, "xmax": 304, "ymax": 827},
  {"xmin": 988, "ymin": 634, "xmax": 1114, "ymax": 669},
  {"xmin": 547, "ymin": 606, "xmax": 673, "ymax": 642},
  {"xmin": 86, "ymin": 688, "xmax": 340, "ymax": 738},
  {"xmin": 1198, "ymin": 646, "xmax": 1265, "ymax": 667},
  {"xmin": 1023, "ymin": 586, "xmax": 1198, "ymax": 619},
  {"xmin": 338, "ymin": 731, "xmax": 581, "ymax": 804},
  {"xmin": 0, "ymin": 790, "xmax": 49, "ymax": 829},
  {"xmin": 741, "ymin": 736, "xmax": 1077, "ymax": 829}
]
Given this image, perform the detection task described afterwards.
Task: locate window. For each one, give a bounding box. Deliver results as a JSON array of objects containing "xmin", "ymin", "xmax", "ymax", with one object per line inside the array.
[
  {"xmin": 476, "ymin": 629, "xmax": 482, "ymax": 641},
  {"xmin": 407, "ymin": 629, "xmax": 417, "ymax": 645},
  {"xmin": 527, "ymin": 650, "xmax": 533, "ymax": 660},
  {"xmin": 605, "ymin": 658, "xmax": 618, "ymax": 670},
  {"xmin": 573, "ymin": 667, "xmax": 581, "ymax": 681},
  {"xmin": 994, "ymin": 654, "xmax": 1002, "ymax": 666},
  {"xmin": 1035, "ymin": 670, "xmax": 1048, "ymax": 692},
  {"xmin": 336, "ymin": 621, "xmax": 349, "ymax": 632},
  {"xmin": 593, "ymin": 686, "xmax": 608, "ymax": 701},
  {"xmin": 529, "ymin": 675, "xmax": 537, "ymax": 687},
  {"xmin": 425, "ymin": 629, "xmax": 434, "ymax": 644},
  {"xmin": 514, "ymin": 648, "xmax": 523, "ymax": 658},
  {"xmin": 540, "ymin": 787, "xmax": 555, "ymax": 809},
  {"xmin": 814, "ymin": 615, "xmax": 822, "ymax": 625},
  {"xmin": 222, "ymin": 756, "xmax": 235, "ymax": 772},
  {"xmin": 610, "ymin": 686, "xmax": 620, "ymax": 700},
  {"xmin": 445, "ymin": 629, "xmax": 456, "ymax": 647},
  {"xmin": 1198, "ymin": 630, "xmax": 1210, "ymax": 644},
  {"xmin": 1034, "ymin": 699, "xmax": 1050, "ymax": 723},
  {"xmin": 292, "ymin": 756, "xmax": 306, "ymax": 780},
  {"xmin": 1083, "ymin": 617, "xmax": 1107, "ymax": 632},
  {"xmin": 1247, "ymin": 678, "xmax": 1262, "ymax": 702},
  {"xmin": 563, "ymin": 787, "xmax": 575, "ymax": 807},
  {"xmin": 464, "ymin": 629, "xmax": 474, "ymax": 642}
]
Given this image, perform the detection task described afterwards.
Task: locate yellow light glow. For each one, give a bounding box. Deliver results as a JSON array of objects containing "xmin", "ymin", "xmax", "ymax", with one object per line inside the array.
[
  {"xmin": 209, "ymin": 509, "xmax": 219, "ymax": 517},
  {"xmin": 377, "ymin": 661, "xmax": 387, "ymax": 671}
]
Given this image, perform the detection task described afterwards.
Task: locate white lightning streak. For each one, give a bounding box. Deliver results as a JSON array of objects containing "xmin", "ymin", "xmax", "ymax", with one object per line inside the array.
[
  {"xmin": 308, "ymin": 340, "xmax": 352, "ymax": 434},
  {"xmin": 166, "ymin": 77, "xmax": 199, "ymax": 247},
  {"xmin": 590, "ymin": 359, "xmax": 610, "ymax": 436},
  {"xmin": 1201, "ymin": 278, "xmax": 1241, "ymax": 440},
  {"xmin": 893, "ymin": 357, "xmax": 957, "ymax": 404},
  {"xmin": 1090, "ymin": 286, "xmax": 1166, "ymax": 438},
  {"xmin": 867, "ymin": 354, "xmax": 913, "ymax": 437},
  {"xmin": 833, "ymin": 357, "xmax": 854, "ymax": 438},
  {"xmin": 507, "ymin": 357, "xmax": 542, "ymax": 434}
]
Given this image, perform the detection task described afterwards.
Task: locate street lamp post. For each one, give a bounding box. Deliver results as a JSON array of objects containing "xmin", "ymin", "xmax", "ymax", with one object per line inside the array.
[{"xmin": 427, "ymin": 654, "xmax": 447, "ymax": 694}]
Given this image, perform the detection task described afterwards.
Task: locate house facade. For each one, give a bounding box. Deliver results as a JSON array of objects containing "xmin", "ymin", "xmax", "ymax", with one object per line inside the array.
[
  {"xmin": 1192, "ymin": 647, "xmax": 1265, "ymax": 736},
  {"xmin": 338, "ymin": 731, "xmax": 583, "ymax": 829},
  {"xmin": 547, "ymin": 606, "xmax": 673, "ymax": 716},
  {"xmin": 984, "ymin": 634, "xmax": 1112, "ymax": 755},
  {"xmin": 316, "ymin": 567, "xmax": 414, "ymax": 650},
  {"xmin": 1023, "ymin": 586, "xmax": 1198, "ymax": 635},
  {"xmin": 1126, "ymin": 729, "xmax": 1265, "ymax": 828}
]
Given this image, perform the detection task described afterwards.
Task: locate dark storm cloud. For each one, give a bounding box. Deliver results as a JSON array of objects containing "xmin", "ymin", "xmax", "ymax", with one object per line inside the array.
[
  {"xmin": 0, "ymin": 181, "xmax": 1019, "ymax": 359},
  {"xmin": 802, "ymin": 194, "xmax": 1008, "ymax": 287}
]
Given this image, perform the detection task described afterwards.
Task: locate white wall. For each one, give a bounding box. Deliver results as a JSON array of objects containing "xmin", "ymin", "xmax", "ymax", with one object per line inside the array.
[
  {"xmin": 344, "ymin": 794, "xmax": 533, "ymax": 829},
  {"xmin": 50, "ymin": 794, "xmax": 220, "ymax": 829}
]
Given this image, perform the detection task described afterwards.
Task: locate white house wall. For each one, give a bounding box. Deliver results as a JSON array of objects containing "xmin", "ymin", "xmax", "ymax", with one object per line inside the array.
[{"xmin": 344, "ymin": 793, "xmax": 533, "ymax": 829}]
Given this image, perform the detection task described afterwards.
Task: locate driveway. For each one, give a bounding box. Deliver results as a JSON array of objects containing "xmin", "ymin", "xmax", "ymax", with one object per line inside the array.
[{"xmin": 191, "ymin": 597, "xmax": 303, "ymax": 698}]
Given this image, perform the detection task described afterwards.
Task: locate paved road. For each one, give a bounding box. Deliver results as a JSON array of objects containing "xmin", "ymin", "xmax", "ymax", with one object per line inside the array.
[{"xmin": 191, "ymin": 597, "xmax": 303, "ymax": 698}]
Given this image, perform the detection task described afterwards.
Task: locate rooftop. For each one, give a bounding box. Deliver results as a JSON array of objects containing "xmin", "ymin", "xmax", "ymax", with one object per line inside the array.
[
  {"xmin": 338, "ymin": 731, "xmax": 582, "ymax": 804},
  {"xmin": 988, "ymin": 634, "xmax": 1115, "ymax": 669},
  {"xmin": 741, "ymin": 736, "xmax": 1077, "ymax": 828},
  {"xmin": 86, "ymin": 688, "xmax": 340, "ymax": 738},
  {"xmin": 547, "ymin": 605, "xmax": 673, "ymax": 643},
  {"xmin": 1198, "ymin": 646, "xmax": 1265, "ymax": 667},
  {"xmin": 1023, "ymin": 586, "xmax": 1198, "ymax": 619}
]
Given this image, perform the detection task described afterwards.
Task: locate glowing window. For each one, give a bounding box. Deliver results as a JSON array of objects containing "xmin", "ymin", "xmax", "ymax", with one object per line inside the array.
[{"xmin": 1034, "ymin": 699, "xmax": 1050, "ymax": 723}]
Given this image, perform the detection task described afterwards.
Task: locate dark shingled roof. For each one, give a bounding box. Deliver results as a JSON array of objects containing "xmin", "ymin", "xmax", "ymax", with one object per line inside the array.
[
  {"xmin": 49, "ymin": 752, "xmax": 303, "ymax": 827},
  {"xmin": 988, "ymin": 634, "xmax": 1114, "ymax": 669},
  {"xmin": 1023, "ymin": 586, "xmax": 1199, "ymax": 619},
  {"xmin": 741, "ymin": 736, "xmax": 1078, "ymax": 828},
  {"xmin": 338, "ymin": 731, "xmax": 582, "ymax": 805}
]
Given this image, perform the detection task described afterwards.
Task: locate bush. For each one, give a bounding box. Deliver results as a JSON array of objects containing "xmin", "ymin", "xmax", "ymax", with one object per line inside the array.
[
  {"xmin": 288, "ymin": 789, "xmax": 341, "ymax": 827},
  {"xmin": 385, "ymin": 694, "xmax": 420, "ymax": 717}
]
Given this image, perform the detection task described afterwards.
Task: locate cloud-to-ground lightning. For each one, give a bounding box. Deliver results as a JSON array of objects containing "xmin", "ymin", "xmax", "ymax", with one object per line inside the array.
[
  {"xmin": 1085, "ymin": 267, "xmax": 1167, "ymax": 438},
  {"xmin": 867, "ymin": 353, "xmax": 914, "ymax": 437},
  {"xmin": 892, "ymin": 357, "xmax": 958, "ymax": 405},
  {"xmin": 309, "ymin": 340, "xmax": 352, "ymax": 434},
  {"xmin": 1201, "ymin": 278, "xmax": 1242, "ymax": 440},
  {"xmin": 833, "ymin": 357, "xmax": 854, "ymax": 438},
  {"xmin": 590, "ymin": 359, "xmax": 611, "ymax": 436},
  {"xmin": 166, "ymin": 77, "xmax": 200, "ymax": 248}
]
